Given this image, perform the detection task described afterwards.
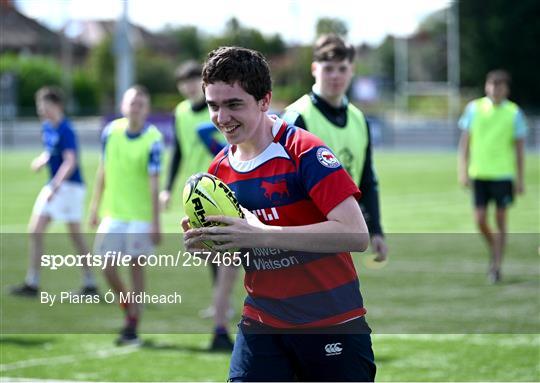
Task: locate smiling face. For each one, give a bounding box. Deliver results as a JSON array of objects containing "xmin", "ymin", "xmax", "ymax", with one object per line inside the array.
[
  {"xmin": 204, "ymin": 81, "xmax": 271, "ymax": 147},
  {"xmin": 312, "ymin": 59, "xmax": 354, "ymax": 103}
]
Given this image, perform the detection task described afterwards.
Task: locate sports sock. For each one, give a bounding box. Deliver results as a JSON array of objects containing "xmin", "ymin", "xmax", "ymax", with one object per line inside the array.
[
  {"xmin": 214, "ymin": 325, "xmax": 228, "ymax": 336},
  {"xmin": 82, "ymin": 271, "xmax": 96, "ymax": 288},
  {"xmin": 24, "ymin": 269, "xmax": 39, "ymax": 288},
  {"xmin": 125, "ymin": 314, "xmax": 138, "ymax": 330}
]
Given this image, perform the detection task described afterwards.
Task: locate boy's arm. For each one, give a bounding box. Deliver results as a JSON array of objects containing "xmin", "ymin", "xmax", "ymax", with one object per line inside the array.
[
  {"xmin": 458, "ymin": 131, "xmax": 470, "ymax": 187},
  {"xmin": 47, "ymin": 149, "xmax": 77, "ymax": 199},
  {"xmin": 515, "ymin": 139, "xmax": 525, "ymax": 194},
  {"xmin": 150, "ymin": 173, "xmax": 161, "ymax": 245},
  {"xmin": 31, "ymin": 151, "xmax": 50, "ymax": 172},
  {"xmin": 160, "ymin": 127, "xmax": 182, "ymax": 210},
  {"xmin": 89, "ymin": 162, "xmax": 105, "ymax": 228},
  {"xmin": 358, "ymin": 121, "xmax": 387, "ymax": 261},
  {"xmin": 186, "ymin": 195, "xmax": 370, "ymax": 253},
  {"xmin": 149, "ymin": 138, "xmax": 162, "ymax": 243}
]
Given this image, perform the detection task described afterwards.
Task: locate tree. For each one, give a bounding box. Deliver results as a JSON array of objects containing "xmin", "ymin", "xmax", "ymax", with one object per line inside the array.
[
  {"xmin": 206, "ymin": 18, "xmax": 285, "ymax": 57},
  {"xmin": 87, "ymin": 36, "xmax": 115, "ymax": 110},
  {"xmin": 162, "ymin": 25, "xmax": 205, "ymax": 61},
  {"xmin": 315, "ymin": 18, "xmax": 348, "ymax": 38},
  {"xmin": 460, "ymin": 0, "xmax": 540, "ymax": 108}
]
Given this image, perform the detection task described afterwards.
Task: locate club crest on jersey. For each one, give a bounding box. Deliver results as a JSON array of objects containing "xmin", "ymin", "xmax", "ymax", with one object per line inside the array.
[
  {"xmin": 261, "ymin": 179, "xmax": 289, "ymax": 201},
  {"xmin": 316, "ymin": 147, "xmax": 340, "ymax": 168}
]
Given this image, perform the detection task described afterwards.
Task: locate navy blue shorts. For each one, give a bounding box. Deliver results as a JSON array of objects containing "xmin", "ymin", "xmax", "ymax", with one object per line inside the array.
[
  {"xmin": 472, "ymin": 179, "xmax": 514, "ymax": 208},
  {"xmin": 229, "ymin": 317, "xmax": 376, "ymax": 382}
]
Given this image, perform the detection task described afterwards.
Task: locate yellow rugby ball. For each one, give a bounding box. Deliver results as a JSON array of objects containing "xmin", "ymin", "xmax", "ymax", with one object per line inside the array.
[{"xmin": 183, "ymin": 172, "xmax": 244, "ymax": 250}]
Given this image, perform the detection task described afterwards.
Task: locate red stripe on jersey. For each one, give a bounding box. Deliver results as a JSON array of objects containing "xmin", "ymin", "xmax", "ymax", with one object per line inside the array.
[
  {"xmin": 309, "ymin": 170, "xmax": 361, "ymax": 216},
  {"xmin": 243, "ymin": 305, "xmax": 367, "ymax": 329},
  {"xmin": 245, "ymin": 252, "xmax": 358, "ymax": 299},
  {"xmin": 283, "ymin": 125, "xmax": 328, "ymax": 166},
  {"xmin": 273, "ymin": 120, "xmax": 288, "ymax": 143},
  {"xmin": 257, "ymin": 199, "xmax": 325, "ymax": 226}
]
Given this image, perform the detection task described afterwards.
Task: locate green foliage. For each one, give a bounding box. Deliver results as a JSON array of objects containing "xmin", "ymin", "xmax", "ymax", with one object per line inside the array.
[
  {"xmin": 206, "ymin": 18, "xmax": 286, "ymax": 57},
  {"xmin": 86, "ymin": 36, "xmax": 115, "ymax": 107},
  {"xmin": 316, "ymin": 17, "xmax": 349, "ymax": 38},
  {"xmin": 72, "ymin": 69, "xmax": 99, "ymax": 115},
  {"xmin": 0, "ymin": 54, "xmax": 99, "ymax": 116},
  {"xmin": 135, "ymin": 49, "xmax": 176, "ymax": 95},
  {"xmin": 459, "ymin": 0, "xmax": 540, "ymax": 108},
  {"xmin": 374, "ymin": 35, "xmax": 395, "ymax": 85},
  {"xmin": 161, "ymin": 25, "xmax": 205, "ymax": 61},
  {"xmin": 271, "ymin": 46, "xmax": 313, "ymax": 104},
  {"xmin": 0, "ymin": 54, "xmax": 61, "ymax": 115}
]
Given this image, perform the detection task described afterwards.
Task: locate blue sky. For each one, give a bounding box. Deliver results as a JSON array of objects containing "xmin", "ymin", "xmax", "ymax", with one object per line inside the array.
[{"xmin": 16, "ymin": 0, "xmax": 450, "ymax": 45}]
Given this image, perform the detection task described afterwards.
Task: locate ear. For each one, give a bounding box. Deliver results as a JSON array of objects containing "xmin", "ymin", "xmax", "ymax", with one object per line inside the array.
[
  {"xmin": 259, "ymin": 91, "xmax": 272, "ymax": 112},
  {"xmin": 311, "ymin": 62, "xmax": 318, "ymax": 78}
]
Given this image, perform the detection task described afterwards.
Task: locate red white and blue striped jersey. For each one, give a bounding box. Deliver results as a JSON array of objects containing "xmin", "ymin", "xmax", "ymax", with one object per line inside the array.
[{"xmin": 208, "ymin": 117, "xmax": 366, "ymax": 328}]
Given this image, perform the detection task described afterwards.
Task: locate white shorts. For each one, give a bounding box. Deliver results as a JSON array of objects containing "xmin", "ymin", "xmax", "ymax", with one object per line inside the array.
[
  {"xmin": 94, "ymin": 218, "xmax": 153, "ymax": 259},
  {"xmin": 32, "ymin": 182, "xmax": 86, "ymax": 223}
]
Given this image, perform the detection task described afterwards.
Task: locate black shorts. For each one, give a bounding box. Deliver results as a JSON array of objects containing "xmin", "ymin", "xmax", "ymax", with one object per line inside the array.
[
  {"xmin": 229, "ymin": 317, "xmax": 376, "ymax": 382},
  {"xmin": 472, "ymin": 179, "xmax": 514, "ymax": 208}
]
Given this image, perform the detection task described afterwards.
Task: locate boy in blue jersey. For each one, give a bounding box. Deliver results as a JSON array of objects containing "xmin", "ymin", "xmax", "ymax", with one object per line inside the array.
[
  {"xmin": 11, "ymin": 86, "xmax": 98, "ymax": 297},
  {"xmin": 183, "ymin": 47, "xmax": 376, "ymax": 382}
]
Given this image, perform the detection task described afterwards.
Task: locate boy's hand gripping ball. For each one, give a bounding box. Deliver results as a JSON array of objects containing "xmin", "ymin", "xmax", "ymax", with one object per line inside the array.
[{"xmin": 183, "ymin": 172, "xmax": 244, "ymax": 250}]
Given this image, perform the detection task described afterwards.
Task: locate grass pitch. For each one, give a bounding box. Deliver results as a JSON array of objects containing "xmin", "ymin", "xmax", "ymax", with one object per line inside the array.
[{"xmin": 1, "ymin": 149, "xmax": 539, "ymax": 382}]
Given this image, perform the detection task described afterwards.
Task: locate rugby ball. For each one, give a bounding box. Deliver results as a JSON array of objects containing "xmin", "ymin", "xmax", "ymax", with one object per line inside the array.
[{"xmin": 183, "ymin": 172, "xmax": 244, "ymax": 250}]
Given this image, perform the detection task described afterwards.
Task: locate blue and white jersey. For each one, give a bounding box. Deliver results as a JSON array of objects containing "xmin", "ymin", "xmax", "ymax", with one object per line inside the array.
[{"xmin": 42, "ymin": 118, "xmax": 83, "ymax": 184}]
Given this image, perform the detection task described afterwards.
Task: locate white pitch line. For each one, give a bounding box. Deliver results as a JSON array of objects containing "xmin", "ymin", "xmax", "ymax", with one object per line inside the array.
[{"xmin": 0, "ymin": 346, "xmax": 138, "ymax": 372}]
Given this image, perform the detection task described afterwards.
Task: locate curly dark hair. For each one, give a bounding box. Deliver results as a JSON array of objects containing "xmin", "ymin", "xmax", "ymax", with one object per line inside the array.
[{"xmin": 202, "ymin": 46, "xmax": 272, "ymax": 101}]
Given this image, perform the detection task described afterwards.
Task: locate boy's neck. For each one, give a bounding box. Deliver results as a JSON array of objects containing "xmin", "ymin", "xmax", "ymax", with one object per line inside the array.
[
  {"xmin": 488, "ymin": 96, "xmax": 506, "ymax": 105},
  {"xmin": 322, "ymin": 95, "xmax": 343, "ymax": 108},
  {"xmin": 127, "ymin": 120, "xmax": 145, "ymax": 133},
  {"xmin": 234, "ymin": 116, "xmax": 275, "ymax": 161},
  {"xmin": 313, "ymin": 84, "xmax": 345, "ymax": 108},
  {"xmin": 49, "ymin": 113, "xmax": 64, "ymax": 127}
]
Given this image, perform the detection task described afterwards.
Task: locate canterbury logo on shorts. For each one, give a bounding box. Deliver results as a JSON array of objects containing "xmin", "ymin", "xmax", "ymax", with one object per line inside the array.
[{"xmin": 324, "ymin": 342, "xmax": 343, "ymax": 356}]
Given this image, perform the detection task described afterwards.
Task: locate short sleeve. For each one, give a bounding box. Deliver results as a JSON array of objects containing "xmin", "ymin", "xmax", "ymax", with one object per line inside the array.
[
  {"xmin": 514, "ymin": 109, "xmax": 528, "ymax": 139},
  {"xmin": 148, "ymin": 139, "xmax": 163, "ymax": 175},
  {"xmin": 60, "ymin": 125, "xmax": 77, "ymax": 151},
  {"xmin": 299, "ymin": 144, "xmax": 361, "ymax": 216},
  {"xmin": 458, "ymin": 102, "xmax": 475, "ymax": 131}
]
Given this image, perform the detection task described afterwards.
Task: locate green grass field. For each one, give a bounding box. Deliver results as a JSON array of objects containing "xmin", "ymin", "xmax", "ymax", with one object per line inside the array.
[{"xmin": 1, "ymin": 149, "xmax": 539, "ymax": 382}]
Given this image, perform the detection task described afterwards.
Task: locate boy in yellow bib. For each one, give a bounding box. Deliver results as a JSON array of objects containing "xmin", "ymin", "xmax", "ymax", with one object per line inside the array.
[
  {"xmin": 89, "ymin": 86, "xmax": 162, "ymax": 345},
  {"xmin": 458, "ymin": 70, "xmax": 528, "ymax": 283}
]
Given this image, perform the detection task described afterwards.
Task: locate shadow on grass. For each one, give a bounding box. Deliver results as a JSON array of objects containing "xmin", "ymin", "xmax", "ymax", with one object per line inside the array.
[
  {"xmin": 0, "ymin": 336, "xmax": 57, "ymax": 347},
  {"xmin": 141, "ymin": 338, "xmax": 231, "ymax": 354}
]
